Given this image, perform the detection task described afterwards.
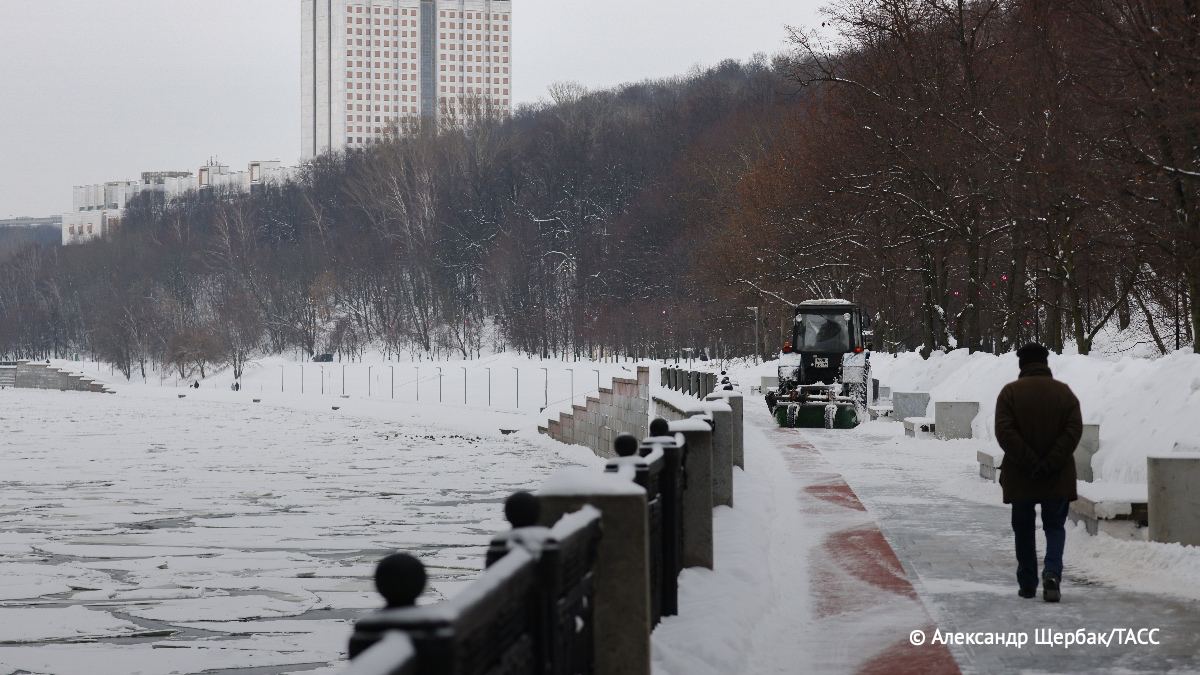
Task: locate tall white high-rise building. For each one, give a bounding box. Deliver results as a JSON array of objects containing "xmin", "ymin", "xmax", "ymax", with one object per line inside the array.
[{"xmin": 302, "ymin": 0, "xmax": 513, "ymax": 159}]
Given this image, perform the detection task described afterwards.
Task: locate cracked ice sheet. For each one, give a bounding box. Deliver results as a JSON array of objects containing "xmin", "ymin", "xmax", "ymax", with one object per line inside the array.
[
  {"xmin": 0, "ymin": 607, "xmax": 142, "ymax": 643},
  {"xmin": 123, "ymin": 593, "xmax": 319, "ymax": 622},
  {"xmin": 0, "ymin": 377, "xmax": 588, "ymax": 671},
  {"xmin": 0, "ymin": 563, "xmax": 116, "ymax": 601},
  {"xmin": 0, "ymin": 633, "xmax": 344, "ymax": 675}
]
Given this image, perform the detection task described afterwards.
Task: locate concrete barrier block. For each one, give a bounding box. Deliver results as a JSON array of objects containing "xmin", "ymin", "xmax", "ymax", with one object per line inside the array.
[
  {"xmin": 892, "ymin": 392, "xmax": 930, "ymax": 422},
  {"xmin": 1148, "ymin": 452, "xmax": 1200, "ymax": 546},
  {"xmin": 934, "ymin": 401, "xmax": 979, "ymax": 440},
  {"xmin": 706, "ymin": 391, "xmax": 743, "ymax": 469},
  {"xmin": 1075, "ymin": 424, "xmax": 1100, "ymax": 483},
  {"xmin": 702, "ymin": 400, "xmax": 733, "ymax": 507},
  {"xmin": 539, "ymin": 473, "xmax": 650, "ymax": 675},
  {"xmin": 669, "ymin": 417, "xmax": 714, "ymax": 569}
]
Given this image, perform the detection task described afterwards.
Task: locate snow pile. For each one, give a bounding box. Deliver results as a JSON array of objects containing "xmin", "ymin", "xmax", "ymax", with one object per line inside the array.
[
  {"xmin": 1068, "ymin": 523, "xmax": 1200, "ymax": 601},
  {"xmin": 870, "ymin": 349, "xmax": 1200, "ymax": 484}
]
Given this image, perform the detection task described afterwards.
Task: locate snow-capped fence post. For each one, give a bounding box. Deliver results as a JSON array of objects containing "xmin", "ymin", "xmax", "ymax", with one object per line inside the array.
[
  {"xmin": 693, "ymin": 399, "xmax": 733, "ymax": 507},
  {"xmin": 1147, "ymin": 451, "xmax": 1200, "ymax": 547},
  {"xmin": 539, "ymin": 442, "xmax": 654, "ymax": 675},
  {"xmin": 706, "ymin": 390, "xmax": 744, "ymax": 469},
  {"xmin": 658, "ymin": 416, "xmax": 714, "ymax": 569},
  {"xmin": 660, "ymin": 367, "xmax": 668, "ymax": 388}
]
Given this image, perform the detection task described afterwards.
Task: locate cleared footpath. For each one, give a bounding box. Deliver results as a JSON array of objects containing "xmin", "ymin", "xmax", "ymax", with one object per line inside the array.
[{"xmin": 780, "ymin": 414, "xmax": 1200, "ymax": 674}]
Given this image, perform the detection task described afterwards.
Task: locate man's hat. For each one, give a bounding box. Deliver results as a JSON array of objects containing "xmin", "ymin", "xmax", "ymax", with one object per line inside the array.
[{"xmin": 1016, "ymin": 343, "xmax": 1050, "ymax": 368}]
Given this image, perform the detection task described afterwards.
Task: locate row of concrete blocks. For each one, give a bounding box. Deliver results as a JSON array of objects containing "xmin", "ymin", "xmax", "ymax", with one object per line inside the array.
[
  {"xmin": 537, "ymin": 390, "xmax": 745, "ymax": 675},
  {"xmin": 660, "ymin": 368, "xmax": 717, "ymax": 398},
  {"xmin": 979, "ymin": 435, "xmax": 1200, "ymax": 546},
  {"xmin": 1, "ymin": 362, "xmax": 113, "ymax": 394},
  {"xmin": 891, "ymin": 392, "xmax": 979, "ymax": 440},
  {"xmin": 539, "ymin": 367, "xmax": 651, "ymax": 458}
]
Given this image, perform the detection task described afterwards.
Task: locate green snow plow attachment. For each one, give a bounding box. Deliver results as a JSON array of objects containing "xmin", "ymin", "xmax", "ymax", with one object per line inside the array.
[
  {"xmin": 772, "ymin": 389, "xmax": 862, "ymax": 429},
  {"xmin": 765, "ymin": 300, "xmax": 872, "ymax": 430}
]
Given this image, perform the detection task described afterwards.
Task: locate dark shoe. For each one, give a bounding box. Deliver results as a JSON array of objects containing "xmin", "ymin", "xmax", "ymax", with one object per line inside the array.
[
  {"xmin": 1043, "ymin": 576, "xmax": 1061, "ymax": 603},
  {"xmin": 1018, "ymin": 587, "xmax": 1037, "ymax": 599}
]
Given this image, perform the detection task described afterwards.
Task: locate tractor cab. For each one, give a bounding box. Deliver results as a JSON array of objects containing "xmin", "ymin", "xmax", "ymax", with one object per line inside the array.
[
  {"xmin": 767, "ymin": 300, "xmax": 873, "ymax": 429},
  {"xmin": 783, "ymin": 301, "xmax": 869, "ymax": 386}
]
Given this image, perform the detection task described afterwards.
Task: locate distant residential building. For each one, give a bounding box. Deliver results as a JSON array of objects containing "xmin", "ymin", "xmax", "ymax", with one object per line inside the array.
[
  {"xmin": 302, "ymin": 0, "xmax": 513, "ymax": 158},
  {"xmin": 198, "ymin": 160, "xmax": 298, "ymax": 193},
  {"xmin": 62, "ymin": 161, "xmax": 299, "ymax": 245},
  {"xmin": 0, "ymin": 216, "xmax": 62, "ymax": 229}
]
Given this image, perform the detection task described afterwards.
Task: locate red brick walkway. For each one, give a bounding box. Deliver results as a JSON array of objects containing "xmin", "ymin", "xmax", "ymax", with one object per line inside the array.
[{"xmin": 779, "ymin": 433, "xmax": 959, "ymax": 675}]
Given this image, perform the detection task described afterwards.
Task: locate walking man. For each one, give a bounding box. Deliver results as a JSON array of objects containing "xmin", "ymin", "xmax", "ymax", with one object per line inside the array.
[{"xmin": 995, "ymin": 343, "xmax": 1082, "ymax": 602}]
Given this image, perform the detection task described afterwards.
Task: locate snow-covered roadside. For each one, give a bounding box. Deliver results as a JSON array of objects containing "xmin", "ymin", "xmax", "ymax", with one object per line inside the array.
[
  {"xmin": 650, "ymin": 407, "xmax": 813, "ymax": 675},
  {"xmin": 869, "ymin": 349, "xmax": 1200, "ymax": 484}
]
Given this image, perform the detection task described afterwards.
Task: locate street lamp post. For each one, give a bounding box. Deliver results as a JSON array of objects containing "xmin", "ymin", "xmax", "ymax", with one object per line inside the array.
[
  {"xmin": 539, "ymin": 367, "xmax": 548, "ymax": 408},
  {"xmin": 747, "ymin": 306, "xmax": 760, "ymax": 364},
  {"xmin": 513, "ymin": 366, "xmax": 520, "ymax": 409},
  {"xmin": 461, "ymin": 367, "xmax": 467, "ymax": 404},
  {"xmin": 485, "ymin": 367, "xmax": 492, "ymax": 407},
  {"xmin": 436, "ymin": 367, "xmax": 443, "ymax": 403}
]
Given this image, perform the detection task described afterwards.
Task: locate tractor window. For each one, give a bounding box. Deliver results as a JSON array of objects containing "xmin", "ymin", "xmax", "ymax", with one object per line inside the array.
[{"xmin": 796, "ymin": 313, "xmax": 851, "ymax": 353}]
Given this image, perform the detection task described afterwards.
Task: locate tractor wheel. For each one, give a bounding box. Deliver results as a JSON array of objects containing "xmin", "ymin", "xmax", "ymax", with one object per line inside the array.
[
  {"xmin": 824, "ymin": 403, "xmax": 837, "ymax": 429},
  {"xmin": 786, "ymin": 405, "xmax": 798, "ymax": 428}
]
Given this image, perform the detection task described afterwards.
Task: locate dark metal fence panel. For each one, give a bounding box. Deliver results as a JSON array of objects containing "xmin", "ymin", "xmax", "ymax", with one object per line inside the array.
[
  {"xmin": 543, "ymin": 509, "xmax": 602, "ymax": 675},
  {"xmin": 349, "ymin": 549, "xmax": 539, "ymax": 675},
  {"xmin": 349, "ymin": 505, "xmax": 603, "ymax": 675}
]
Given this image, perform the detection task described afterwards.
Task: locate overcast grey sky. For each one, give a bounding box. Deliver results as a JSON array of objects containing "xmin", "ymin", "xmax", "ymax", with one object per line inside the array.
[{"xmin": 0, "ymin": 1, "xmax": 825, "ymax": 219}]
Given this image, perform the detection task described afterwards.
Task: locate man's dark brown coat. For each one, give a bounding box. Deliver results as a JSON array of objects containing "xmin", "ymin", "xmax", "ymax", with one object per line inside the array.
[{"xmin": 995, "ymin": 364, "xmax": 1083, "ymax": 503}]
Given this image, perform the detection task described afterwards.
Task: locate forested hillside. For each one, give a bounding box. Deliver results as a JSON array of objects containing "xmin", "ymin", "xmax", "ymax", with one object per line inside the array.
[{"xmin": 1, "ymin": 0, "xmax": 1195, "ymax": 377}]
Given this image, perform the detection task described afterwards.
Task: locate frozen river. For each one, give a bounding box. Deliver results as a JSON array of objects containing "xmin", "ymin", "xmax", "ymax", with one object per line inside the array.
[{"xmin": 0, "ymin": 387, "xmax": 581, "ymax": 674}]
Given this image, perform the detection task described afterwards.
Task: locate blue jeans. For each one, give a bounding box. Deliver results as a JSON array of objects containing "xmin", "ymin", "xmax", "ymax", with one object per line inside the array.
[{"xmin": 1011, "ymin": 498, "xmax": 1069, "ymax": 589}]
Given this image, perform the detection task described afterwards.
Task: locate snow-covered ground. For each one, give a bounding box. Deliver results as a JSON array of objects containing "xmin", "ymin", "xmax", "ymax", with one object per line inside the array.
[
  {"xmin": 6, "ymin": 348, "xmax": 1198, "ymax": 674},
  {"xmin": 651, "ymin": 351, "xmax": 1200, "ymax": 674},
  {"xmin": 0, "ymin": 359, "xmax": 606, "ymax": 675}
]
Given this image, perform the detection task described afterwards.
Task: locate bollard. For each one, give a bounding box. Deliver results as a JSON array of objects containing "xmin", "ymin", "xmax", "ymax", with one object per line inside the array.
[
  {"xmin": 892, "ymin": 391, "xmax": 930, "ymax": 422},
  {"xmin": 706, "ymin": 390, "xmax": 744, "ymax": 469},
  {"xmin": 1075, "ymin": 424, "xmax": 1100, "ymax": 483},
  {"xmin": 659, "ymin": 416, "xmax": 713, "ymax": 569},
  {"xmin": 691, "ymin": 400, "xmax": 732, "ymax": 507},
  {"xmin": 538, "ymin": 445, "xmax": 651, "ymax": 675},
  {"xmin": 1147, "ymin": 451, "xmax": 1200, "ymax": 547}
]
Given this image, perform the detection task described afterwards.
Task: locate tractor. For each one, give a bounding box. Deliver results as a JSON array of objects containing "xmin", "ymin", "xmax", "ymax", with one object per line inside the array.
[{"xmin": 765, "ymin": 300, "xmax": 872, "ymax": 429}]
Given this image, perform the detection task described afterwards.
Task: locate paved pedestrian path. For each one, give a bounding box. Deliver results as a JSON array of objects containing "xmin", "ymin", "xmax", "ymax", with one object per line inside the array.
[
  {"xmin": 762, "ymin": 422, "xmax": 958, "ymax": 675},
  {"xmin": 799, "ymin": 420, "xmax": 1200, "ymax": 674}
]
